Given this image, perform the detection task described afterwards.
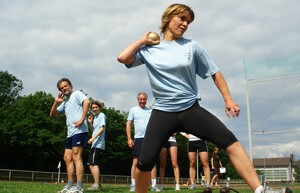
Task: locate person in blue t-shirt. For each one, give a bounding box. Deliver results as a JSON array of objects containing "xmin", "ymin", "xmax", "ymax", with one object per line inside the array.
[
  {"xmin": 50, "ymin": 78, "xmax": 90, "ymax": 193},
  {"xmin": 87, "ymin": 101, "xmax": 106, "ymax": 191},
  {"xmin": 117, "ymin": 3, "xmax": 263, "ymax": 193},
  {"xmin": 126, "ymin": 92, "xmax": 160, "ymax": 192}
]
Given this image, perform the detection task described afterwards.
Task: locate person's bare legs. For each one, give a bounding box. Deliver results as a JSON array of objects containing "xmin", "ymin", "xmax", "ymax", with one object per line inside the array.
[
  {"xmin": 64, "ymin": 149, "xmax": 74, "ymax": 189},
  {"xmin": 131, "ymin": 157, "xmax": 139, "ymax": 187},
  {"xmin": 169, "ymin": 146, "xmax": 180, "ymax": 185},
  {"xmin": 188, "ymin": 152, "xmax": 196, "ymax": 185},
  {"xmin": 150, "ymin": 165, "xmax": 158, "ymax": 189},
  {"xmin": 89, "ymin": 165, "xmax": 100, "ymax": 185},
  {"xmin": 199, "ymin": 151, "xmax": 210, "ymax": 185},
  {"xmin": 226, "ymin": 141, "xmax": 261, "ymax": 191},
  {"xmin": 215, "ymin": 174, "xmax": 219, "ymax": 187},
  {"xmin": 72, "ymin": 146, "xmax": 84, "ymax": 187},
  {"xmin": 136, "ymin": 169, "xmax": 151, "ymax": 193},
  {"xmin": 64, "ymin": 149, "xmax": 74, "ymax": 183},
  {"xmin": 210, "ymin": 174, "xmax": 217, "ymax": 186},
  {"xmin": 159, "ymin": 148, "xmax": 167, "ymax": 186}
]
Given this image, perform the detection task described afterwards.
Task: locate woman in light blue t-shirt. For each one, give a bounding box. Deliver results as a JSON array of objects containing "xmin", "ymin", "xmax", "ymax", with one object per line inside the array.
[
  {"xmin": 87, "ymin": 101, "xmax": 106, "ymax": 191},
  {"xmin": 118, "ymin": 3, "xmax": 263, "ymax": 193}
]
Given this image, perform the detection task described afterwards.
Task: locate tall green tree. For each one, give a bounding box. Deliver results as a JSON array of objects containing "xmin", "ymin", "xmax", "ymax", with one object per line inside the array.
[
  {"xmin": 0, "ymin": 70, "xmax": 23, "ymax": 107},
  {"xmin": 0, "ymin": 91, "xmax": 66, "ymax": 170},
  {"xmin": 294, "ymin": 165, "xmax": 300, "ymax": 182},
  {"xmin": 96, "ymin": 106, "xmax": 130, "ymax": 175}
]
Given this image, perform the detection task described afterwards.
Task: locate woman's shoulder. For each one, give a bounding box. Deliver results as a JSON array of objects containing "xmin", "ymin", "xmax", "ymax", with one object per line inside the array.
[{"xmin": 99, "ymin": 112, "xmax": 106, "ymax": 117}]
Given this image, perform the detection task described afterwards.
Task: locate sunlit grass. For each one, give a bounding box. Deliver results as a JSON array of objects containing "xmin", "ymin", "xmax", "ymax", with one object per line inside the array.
[{"xmin": 0, "ymin": 181, "xmax": 299, "ymax": 193}]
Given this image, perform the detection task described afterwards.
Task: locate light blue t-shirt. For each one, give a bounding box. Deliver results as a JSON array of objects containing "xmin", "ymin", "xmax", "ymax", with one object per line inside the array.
[
  {"xmin": 91, "ymin": 112, "xmax": 106, "ymax": 150},
  {"xmin": 126, "ymin": 38, "xmax": 219, "ymax": 112},
  {"xmin": 127, "ymin": 106, "xmax": 152, "ymax": 138},
  {"xmin": 57, "ymin": 90, "xmax": 89, "ymax": 138}
]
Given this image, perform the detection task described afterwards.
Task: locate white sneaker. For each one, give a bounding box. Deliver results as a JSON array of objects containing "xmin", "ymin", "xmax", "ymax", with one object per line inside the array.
[
  {"xmin": 175, "ymin": 184, "xmax": 180, "ymax": 191},
  {"xmin": 87, "ymin": 184, "xmax": 101, "ymax": 190},
  {"xmin": 130, "ymin": 185, "xmax": 136, "ymax": 192},
  {"xmin": 151, "ymin": 186, "xmax": 161, "ymax": 192},
  {"xmin": 159, "ymin": 185, "xmax": 164, "ymax": 191},
  {"xmin": 69, "ymin": 186, "xmax": 84, "ymax": 193},
  {"xmin": 189, "ymin": 183, "xmax": 196, "ymax": 190},
  {"xmin": 57, "ymin": 186, "xmax": 71, "ymax": 193}
]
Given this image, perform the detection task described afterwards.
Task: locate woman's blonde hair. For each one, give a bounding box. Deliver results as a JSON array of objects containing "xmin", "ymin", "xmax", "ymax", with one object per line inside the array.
[{"xmin": 160, "ymin": 4, "xmax": 194, "ymax": 33}]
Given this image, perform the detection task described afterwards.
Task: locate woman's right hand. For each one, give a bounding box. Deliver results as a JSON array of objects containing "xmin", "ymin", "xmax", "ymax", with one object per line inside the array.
[{"xmin": 145, "ymin": 32, "xmax": 160, "ymax": 45}]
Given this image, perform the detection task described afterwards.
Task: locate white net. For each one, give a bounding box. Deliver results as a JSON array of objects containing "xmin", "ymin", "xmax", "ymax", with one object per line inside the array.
[{"xmin": 244, "ymin": 53, "xmax": 300, "ymax": 81}]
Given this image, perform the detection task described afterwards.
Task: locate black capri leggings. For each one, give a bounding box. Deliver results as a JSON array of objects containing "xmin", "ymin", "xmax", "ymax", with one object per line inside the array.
[{"xmin": 137, "ymin": 102, "xmax": 238, "ymax": 171}]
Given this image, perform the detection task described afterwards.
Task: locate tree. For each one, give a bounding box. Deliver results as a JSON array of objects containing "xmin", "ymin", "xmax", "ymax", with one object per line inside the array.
[
  {"xmin": 97, "ymin": 106, "xmax": 130, "ymax": 175},
  {"xmin": 0, "ymin": 70, "xmax": 23, "ymax": 107},
  {"xmin": 0, "ymin": 91, "xmax": 66, "ymax": 170},
  {"xmin": 294, "ymin": 165, "xmax": 300, "ymax": 182}
]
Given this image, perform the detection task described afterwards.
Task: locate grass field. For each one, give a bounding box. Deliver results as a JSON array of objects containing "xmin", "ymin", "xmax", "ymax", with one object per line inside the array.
[{"xmin": 0, "ymin": 181, "xmax": 299, "ymax": 193}]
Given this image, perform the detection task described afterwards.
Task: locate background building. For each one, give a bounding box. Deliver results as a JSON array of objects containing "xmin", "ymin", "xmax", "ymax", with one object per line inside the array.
[{"xmin": 253, "ymin": 154, "xmax": 294, "ymax": 182}]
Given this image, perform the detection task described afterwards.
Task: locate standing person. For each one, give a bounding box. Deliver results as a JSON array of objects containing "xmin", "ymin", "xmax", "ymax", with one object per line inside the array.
[
  {"xmin": 50, "ymin": 78, "xmax": 90, "ymax": 193},
  {"xmin": 181, "ymin": 133, "xmax": 210, "ymax": 190},
  {"xmin": 87, "ymin": 101, "xmax": 106, "ymax": 191},
  {"xmin": 158, "ymin": 133, "xmax": 180, "ymax": 191},
  {"xmin": 126, "ymin": 92, "xmax": 160, "ymax": 192},
  {"xmin": 210, "ymin": 147, "xmax": 223, "ymax": 188},
  {"xmin": 117, "ymin": 3, "xmax": 263, "ymax": 193}
]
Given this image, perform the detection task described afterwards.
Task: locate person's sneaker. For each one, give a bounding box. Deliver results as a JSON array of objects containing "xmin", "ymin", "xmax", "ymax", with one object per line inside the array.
[
  {"xmin": 175, "ymin": 184, "xmax": 180, "ymax": 191},
  {"xmin": 189, "ymin": 184, "xmax": 196, "ymax": 190},
  {"xmin": 129, "ymin": 185, "xmax": 136, "ymax": 192},
  {"xmin": 69, "ymin": 186, "xmax": 84, "ymax": 193},
  {"xmin": 151, "ymin": 186, "xmax": 161, "ymax": 192},
  {"xmin": 159, "ymin": 185, "xmax": 164, "ymax": 191},
  {"xmin": 57, "ymin": 185, "xmax": 72, "ymax": 193},
  {"xmin": 87, "ymin": 184, "xmax": 101, "ymax": 191}
]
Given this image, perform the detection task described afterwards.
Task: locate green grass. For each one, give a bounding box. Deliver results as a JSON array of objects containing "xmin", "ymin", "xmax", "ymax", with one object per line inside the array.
[{"xmin": 0, "ymin": 181, "xmax": 299, "ymax": 193}]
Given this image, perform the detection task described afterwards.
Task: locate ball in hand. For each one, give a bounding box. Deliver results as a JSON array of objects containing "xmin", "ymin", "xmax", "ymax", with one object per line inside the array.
[{"xmin": 147, "ymin": 32, "xmax": 160, "ymax": 42}]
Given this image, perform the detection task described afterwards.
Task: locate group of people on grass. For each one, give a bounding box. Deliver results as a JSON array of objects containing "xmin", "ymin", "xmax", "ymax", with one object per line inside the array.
[
  {"xmin": 50, "ymin": 3, "xmax": 264, "ymax": 193},
  {"xmin": 50, "ymin": 79, "xmax": 223, "ymax": 193}
]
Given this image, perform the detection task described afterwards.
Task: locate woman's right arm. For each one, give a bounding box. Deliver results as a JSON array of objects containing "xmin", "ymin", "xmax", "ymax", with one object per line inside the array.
[{"xmin": 117, "ymin": 32, "xmax": 159, "ymax": 65}]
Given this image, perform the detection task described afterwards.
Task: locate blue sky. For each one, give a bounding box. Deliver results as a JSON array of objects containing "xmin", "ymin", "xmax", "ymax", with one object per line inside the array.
[{"xmin": 1, "ymin": 0, "xmax": 299, "ymax": 160}]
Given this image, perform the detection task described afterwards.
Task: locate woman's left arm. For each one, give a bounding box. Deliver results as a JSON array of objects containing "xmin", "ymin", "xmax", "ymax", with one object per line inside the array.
[{"xmin": 212, "ymin": 71, "xmax": 240, "ymax": 118}]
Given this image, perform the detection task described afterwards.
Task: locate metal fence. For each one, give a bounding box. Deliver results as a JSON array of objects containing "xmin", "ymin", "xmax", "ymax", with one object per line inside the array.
[{"xmin": 0, "ymin": 169, "xmax": 244, "ymax": 185}]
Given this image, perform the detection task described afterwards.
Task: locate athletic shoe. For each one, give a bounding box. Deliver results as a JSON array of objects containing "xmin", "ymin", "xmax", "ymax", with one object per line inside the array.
[
  {"xmin": 130, "ymin": 185, "xmax": 136, "ymax": 192},
  {"xmin": 57, "ymin": 186, "xmax": 72, "ymax": 193},
  {"xmin": 159, "ymin": 185, "xmax": 164, "ymax": 191},
  {"xmin": 189, "ymin": 184, "xmax": 196, "ymax": 190},
  {"xmin": 87, "ymin": 184, "xmax": 101, "ymax": 191},
  {"xmin": 69, "ymin": 186, "xmax": 84, "ymax": 193},
  {"xmin": 175, "ymin": 184, "xmax": 180, "ymax": 191},
  {"xmin": 151, "ymin": 186, "xmax": 161, "ymax": 192}
]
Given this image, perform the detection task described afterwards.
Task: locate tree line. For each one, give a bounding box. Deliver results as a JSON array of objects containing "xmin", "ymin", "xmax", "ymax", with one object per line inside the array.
[{"xmin": 0, "ymin": 70, "xmax": 241, "ymax": 179}]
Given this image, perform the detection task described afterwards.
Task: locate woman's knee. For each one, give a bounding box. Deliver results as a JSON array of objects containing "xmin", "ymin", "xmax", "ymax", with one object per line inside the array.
[{"xmin": 137, "ymin": 160, "xmax": 155, "ymax": 171}]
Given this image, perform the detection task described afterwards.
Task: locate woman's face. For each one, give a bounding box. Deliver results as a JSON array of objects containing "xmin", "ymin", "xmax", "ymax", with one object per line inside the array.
[
  {"xmin": 91, "ymin": 104, "xmax": 100, "ymax": 115},
  {"xmin": 167, "ymin": 11, "xmax": 192, "ymax": 39}
]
